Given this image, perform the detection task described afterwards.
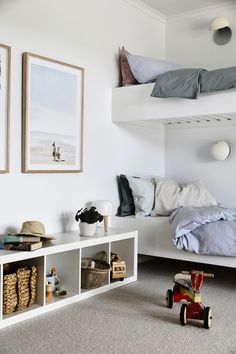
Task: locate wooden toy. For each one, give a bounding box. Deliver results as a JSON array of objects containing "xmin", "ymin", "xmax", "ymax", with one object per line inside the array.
[
  {"xmin": 110, "ymin": 252, "xmax": 126, "ymax": 281},
  {"xmin": 166, "ymin": 270, "xmax": 214, "ymax": 329}
]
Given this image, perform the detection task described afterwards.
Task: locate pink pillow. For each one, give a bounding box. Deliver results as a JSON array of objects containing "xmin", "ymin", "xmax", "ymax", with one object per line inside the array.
[{"xmin": 120, "ymin": 47, "xmax": 138, "ymax": 86}]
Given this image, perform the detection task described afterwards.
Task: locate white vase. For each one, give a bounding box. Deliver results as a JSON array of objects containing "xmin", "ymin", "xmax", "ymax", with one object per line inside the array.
[{"xmin": 79, "ymin": 222, "xmax": 97, "ymax": 237}]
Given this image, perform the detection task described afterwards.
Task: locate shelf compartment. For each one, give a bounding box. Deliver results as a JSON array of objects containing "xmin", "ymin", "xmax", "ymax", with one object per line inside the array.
[
  {"xmin": 111, "ymin": 238, "xmax": 135, "ymax": 279},
  {"xmin": 2, "ymin": 256, "xmax": 45, "ymax": 319},
  {"xmin": 81, "ymin": 243, "xmax": 110, "ymax": 291},
  {"xmin": 45, "ymin": 249, "xmax": 80, "ymax": 304}
]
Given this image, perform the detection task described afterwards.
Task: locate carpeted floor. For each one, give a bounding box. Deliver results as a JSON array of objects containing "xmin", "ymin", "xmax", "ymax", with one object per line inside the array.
[{"xmin": 0, "ymin": 258, "xmax": 236, "ymax": 354}]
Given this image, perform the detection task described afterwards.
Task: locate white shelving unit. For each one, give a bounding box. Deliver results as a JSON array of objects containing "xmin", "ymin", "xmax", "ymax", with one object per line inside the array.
[{"xmin": 0, "ymin": 228, "xmax": 138, "ymax": 328}]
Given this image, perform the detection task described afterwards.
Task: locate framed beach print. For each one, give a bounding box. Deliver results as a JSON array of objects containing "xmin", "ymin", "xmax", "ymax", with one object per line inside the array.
[
  {"xmin": 0, "ymin": 43, "xmax": 11, "ymax": 173},
  {"xmin": 22, "ymin": 52, "xmax": 84, "ymax": 173}
]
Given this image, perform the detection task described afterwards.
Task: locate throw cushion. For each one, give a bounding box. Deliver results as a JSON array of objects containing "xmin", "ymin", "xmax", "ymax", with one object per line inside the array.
[
  {"xmin": 126, "ymin": 176, "xmax": 155, "ymax": 217},
  {"xmin": 120, "ymin": 47, "xmax": 138, "ymax": 86},
  {"xmin": 117, "ymin": 175, "xmax": 135, "ymax": 217},
  {"xmin": 127, "ymin": 52, "xmax": 181, "ymax": 84},
  {"xmin": 151, "ymin": 179, "xmax": 217, "ymax": 216}
]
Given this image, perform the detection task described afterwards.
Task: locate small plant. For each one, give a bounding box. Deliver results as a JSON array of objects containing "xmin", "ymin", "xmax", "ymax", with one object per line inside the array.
[{"xmin": 75, "ymin": 207, "xmax": 103, "ymax": 224}]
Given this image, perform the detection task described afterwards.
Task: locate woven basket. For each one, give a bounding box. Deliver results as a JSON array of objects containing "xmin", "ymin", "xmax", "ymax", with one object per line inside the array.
[
  {"xmin": 81, "ymin": 251, "xmax": 110, "ymax": 289},
  {"xmin": 3, "ymin": 266, "xmax": 37, "ymax": 315},
  {"xmin": 3, "ymin": 273, "xmax": 18, "ymax": 315}
]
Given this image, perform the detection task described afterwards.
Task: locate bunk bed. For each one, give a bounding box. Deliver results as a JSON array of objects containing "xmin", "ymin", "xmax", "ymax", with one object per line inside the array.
[
  {"xmin": 112, "ymin": 83, "xmax": 236, "ymax": 268},
  {"xmin": 112, "ymin": 83, "xmax": 236, "ymax": 129}
]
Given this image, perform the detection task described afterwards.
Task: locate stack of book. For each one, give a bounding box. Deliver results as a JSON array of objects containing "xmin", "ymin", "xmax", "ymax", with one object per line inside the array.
[{"xmin": 3, "ymin": 235, "xmax": 42, "ymax": 251}]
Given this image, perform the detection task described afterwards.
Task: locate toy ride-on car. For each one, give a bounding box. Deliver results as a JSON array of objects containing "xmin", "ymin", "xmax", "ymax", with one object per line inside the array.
[{"xmin": 166, "ymin": 270, "xmax": 214, "ymax": 329}]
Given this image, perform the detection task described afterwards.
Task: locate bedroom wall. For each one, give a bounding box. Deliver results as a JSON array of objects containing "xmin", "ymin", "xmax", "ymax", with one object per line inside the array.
[
  {"xmin": 166, "ymin": 2, "xmax": 236, "ymax": 69},
  {"xmin": 0, "ymin": 0, "xmax": 166, "ymax": 233},
  {"xmin": 165, "ymin": 126, "xmax": 236, "ymax": 207},
  {"xmin": 165, "ymin": 2, "xmax": 236, "ymax": 207}
]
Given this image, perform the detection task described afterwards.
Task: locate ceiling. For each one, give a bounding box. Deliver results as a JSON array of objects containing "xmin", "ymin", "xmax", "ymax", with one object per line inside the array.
[{"xmin": 141, "ymin": 0, "xmax": 235, "ymax": 16}]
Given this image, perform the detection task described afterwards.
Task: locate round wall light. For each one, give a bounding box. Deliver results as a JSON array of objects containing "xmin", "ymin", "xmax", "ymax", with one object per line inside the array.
[
  {"xmin": 210, "ymin": 140, "xmax": 231, "ymax": 161},
  {"xmin": 209, "ymin": 16, "xmax": 232, "ymax": 45}
]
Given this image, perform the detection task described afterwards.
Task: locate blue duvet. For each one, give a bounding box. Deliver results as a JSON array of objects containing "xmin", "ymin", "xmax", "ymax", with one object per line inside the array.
[{"xmin": 170, "ymin": 206, "xmax": 236, "ymax": 256}]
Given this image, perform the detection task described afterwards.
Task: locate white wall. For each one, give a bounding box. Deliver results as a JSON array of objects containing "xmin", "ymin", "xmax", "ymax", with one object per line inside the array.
[
  {"xmin": 0, "ymin": 0, "xmax": 165, "ymax": 233},
  {"xmin": 166, "ymin": 3, "xmax": 236, "ymax": 69},
  {"xmin": 165, "ymin": 126, "xmax": 236, "ymax": 207},
  {"xmin": 165, "ymin": 2, "xmax": 236, "ymax": 207}
]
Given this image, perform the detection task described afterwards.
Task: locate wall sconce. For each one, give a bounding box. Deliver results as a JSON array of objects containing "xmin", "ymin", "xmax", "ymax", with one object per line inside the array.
[
  {"xmin": 209, "ymin": 16, "xmax": 232, "ymax": 45},
  {"xmin": 210, "ymin": 141, "xmax": 231, "ymax": 161}
]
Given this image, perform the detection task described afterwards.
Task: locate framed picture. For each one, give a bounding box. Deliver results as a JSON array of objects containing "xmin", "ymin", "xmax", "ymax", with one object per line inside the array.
[
  {"xmin": 0, "ymin": 43, "xmax": 11, "ymax": 173},
  {"xmin": 22, "ymin": 52, "xmax": 84, "ymax": 173}
]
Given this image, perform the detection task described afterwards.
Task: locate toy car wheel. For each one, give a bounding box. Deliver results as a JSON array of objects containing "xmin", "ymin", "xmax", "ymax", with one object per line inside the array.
[
  {"xmin": 203, "ymin": 307, "xmax": 212, "ymax": 329},
  {"xmin": 166, "ymin": 289, "xmax": 173, "ymax": 309},
  {"xmin": 180, "ymin": 304, "xmax": 188, "ymax": 325}
]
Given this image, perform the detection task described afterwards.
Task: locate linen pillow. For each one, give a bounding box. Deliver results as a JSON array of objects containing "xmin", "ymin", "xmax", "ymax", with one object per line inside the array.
[
  {"xmin": 126, "ymin": 52, "xmax": 181, "ymax": 84},
  {"xmin": 126, "ymin": 176, "xmax": 155, "ymax": 217},
  {"xmin": 120, "ymin": 47, "xmax": 138, "ymax": 86},
  {"xmin": 117, "ymin": 175, "xmax": 135, "ymax": 217},
  {"xmin": 151, "ymin": 179, "xmax": 217, "ymax": 216}
]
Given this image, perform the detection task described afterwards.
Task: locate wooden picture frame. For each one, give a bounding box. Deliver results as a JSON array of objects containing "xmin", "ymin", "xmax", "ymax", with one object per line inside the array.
[
  {"xmin": 0, "ymin": 43, "xmax": 11, "ymax": 173},
  {"xmin": 22, "ymin": 52, "xmax": 84, "ymax": 173}
]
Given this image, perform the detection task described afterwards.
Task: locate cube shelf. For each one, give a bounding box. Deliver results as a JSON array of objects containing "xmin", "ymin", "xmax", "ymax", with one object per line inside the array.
[{"xmin": 0, "ymin": 228, "xmax": 137, "ymax": 328}]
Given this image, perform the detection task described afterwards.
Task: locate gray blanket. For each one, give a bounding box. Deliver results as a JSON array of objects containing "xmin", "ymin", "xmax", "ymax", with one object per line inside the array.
[
  {"xmin": 170, "ymin": 206, "xmax": 236, "ymax": 256},
  {"xmin": 151, "ymin": 67, "xmax": 236, "ymax": 99}
]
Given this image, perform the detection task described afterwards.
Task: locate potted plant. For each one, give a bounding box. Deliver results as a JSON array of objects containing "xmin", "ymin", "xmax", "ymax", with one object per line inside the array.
[{"xmin": 75, "ymin": 207, "xmax": 103, "ymax": 236}]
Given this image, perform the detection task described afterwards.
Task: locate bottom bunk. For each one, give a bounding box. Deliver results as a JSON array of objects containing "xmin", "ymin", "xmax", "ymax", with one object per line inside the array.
[{"xmin": 111, "ymin": 215, "xmax": 236, "ymax": 268}]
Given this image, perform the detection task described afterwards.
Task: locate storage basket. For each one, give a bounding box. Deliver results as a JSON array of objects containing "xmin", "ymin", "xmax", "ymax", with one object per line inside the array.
[
  {"xmin": 3, "ymin": 266, "xmax": 37, "ymax": 315},
  {"xmin": 81, "ymin": 251, "xmax": 110, "ymax": 289},
  {"xmin": 3, "ymin": 273, "xmax": 18, "ymax": 315}
]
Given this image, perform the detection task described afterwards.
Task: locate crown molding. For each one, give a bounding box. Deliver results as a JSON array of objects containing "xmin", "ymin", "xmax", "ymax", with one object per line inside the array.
[
  {"xmin": 121, "ymin": 0, "xmax": 166, "ymax": 23},
  {"xmin": 167, "ymin": 1, "xmax": 236, "ymax": 23}
]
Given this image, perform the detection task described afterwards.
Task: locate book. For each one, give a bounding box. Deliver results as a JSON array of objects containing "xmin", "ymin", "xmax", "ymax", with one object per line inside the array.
[
  {"xmin": 4, "ymin": 235, "xmax": 41, "ymax": 243},
  {"xmin": 4, "ymin": 242, "xmax": 42, "ymax": 251}
]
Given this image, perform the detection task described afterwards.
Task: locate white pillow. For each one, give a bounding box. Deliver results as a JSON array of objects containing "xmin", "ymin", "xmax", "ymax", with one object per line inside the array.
[
  {"xmin": 126, "ymin": 176, "xmax": 155, "ymax": 217},
  {"xmin": 127, "ymin": 53, "xmax": 181, "ymax": 84},
  {"xmin": 151, "ymin": 179, "xmax": 217, "ymax": 216}
]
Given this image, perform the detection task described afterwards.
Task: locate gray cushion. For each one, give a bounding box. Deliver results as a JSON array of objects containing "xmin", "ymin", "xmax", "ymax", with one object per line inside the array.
[
  {"xmin": 200, "ymin": 67, "xmax": 236, "ymax": 93},
  {"xmin": 126, "ymin": 176, "xmax": 155, "ymax": 217},
  {"xmin": 117, "ymin": 175, "xmax": 135, "ymax": 217}
]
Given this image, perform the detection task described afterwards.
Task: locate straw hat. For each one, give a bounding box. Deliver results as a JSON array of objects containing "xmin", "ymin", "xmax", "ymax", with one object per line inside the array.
[{"xmin": 10, "ymin": 221, "xmax": 55, "ymax": 240}]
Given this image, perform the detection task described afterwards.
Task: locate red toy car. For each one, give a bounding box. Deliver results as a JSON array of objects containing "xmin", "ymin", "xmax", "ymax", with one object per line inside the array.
[{"xmin": 166, "ymin": 270, "xmax": 214, "ymax": 329}]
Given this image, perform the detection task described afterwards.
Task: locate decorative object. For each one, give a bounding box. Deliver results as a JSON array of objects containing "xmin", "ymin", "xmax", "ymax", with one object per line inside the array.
[
  {"xmin": 210, "ymin": 140, "xmax": 231, "ymax": 160},
  {"xmin": 0, "ymin": 43, "xmax": 11, "ymax": 173},
  {"xmin": 3, "ymin": 266, "xmax": 37, "ymax": 315},
  {"xmin": 75, "ymin": 207, "xmax": 103, "ymax": 236},
  {"xmin": 81, "ymin": 251, "xmax": 110, "ymax": 289},
  {"xmin": 209, "ymin": 16, "xmax": 232, "ymax": 45},
  {"xmin": 22, "ymin": 52, "xmax": 84, "ymax": 173},
  {"xmin": 110, "ymin": 252, "xmax": 127, "ymax": 281},
  {"xmin": 46, "ymin": 267, "xmax": 60, "ymax": 292},
  {"xmin": 46, "ymin": 282, "xmax": 53, "ymax": 303},
  {"xmin": 92, "ymin": 200, "xmax": 113, "ymax": 232}
]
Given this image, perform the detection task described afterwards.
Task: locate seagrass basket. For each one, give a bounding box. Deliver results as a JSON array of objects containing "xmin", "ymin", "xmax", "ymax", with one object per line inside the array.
[
  {"xmin": 3, "ymin": 266, "xmax": 37, "ymax": 315},
  {"xmin": 81, "ymin": 251, "xmax": 110, "ymax": 289}
]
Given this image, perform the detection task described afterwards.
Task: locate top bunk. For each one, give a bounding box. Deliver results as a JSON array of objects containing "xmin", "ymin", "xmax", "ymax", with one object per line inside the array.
[{"xmin": 112, "ymin": 83, "xmax": 236, "ymax": 129}]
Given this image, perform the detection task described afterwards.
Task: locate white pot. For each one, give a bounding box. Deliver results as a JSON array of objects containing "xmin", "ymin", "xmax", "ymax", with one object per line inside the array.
[{"xmin": 79, "ymin": 222, "xmax": 97, "ymax": 237}]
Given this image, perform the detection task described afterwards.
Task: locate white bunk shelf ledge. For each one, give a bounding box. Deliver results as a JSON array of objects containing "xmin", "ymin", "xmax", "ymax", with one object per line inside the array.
[
  {"xmin": 0, "ymin": 228, "xmax": 137, "ymax": 328},
  {"xmin": 112, "ymin": 83, "xmax": 236, "ymax": 129}
]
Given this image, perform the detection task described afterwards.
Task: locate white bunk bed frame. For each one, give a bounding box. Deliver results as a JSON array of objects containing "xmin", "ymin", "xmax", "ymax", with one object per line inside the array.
[
  {"xmin": 112, "ymin": 83, "xmax": 236, "ymax": 129},
  {"xmin": 112, "ymin": 216, "xmax": 236, "ymax": 268},
  {"xmin": 112, "ymin": 84, "xmax": 236, "ymax": 268}
]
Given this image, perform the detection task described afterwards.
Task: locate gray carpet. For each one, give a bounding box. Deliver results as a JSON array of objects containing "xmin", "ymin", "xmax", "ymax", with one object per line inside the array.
[{"xmin": 0, "ymin": 258, "xmax": 236, "ymax": 354}]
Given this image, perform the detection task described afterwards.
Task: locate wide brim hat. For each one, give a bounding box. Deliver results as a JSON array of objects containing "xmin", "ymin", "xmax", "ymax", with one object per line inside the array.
[{"xmin": 9, "ymin": 221, "xmax": 55, "ymax": 240}]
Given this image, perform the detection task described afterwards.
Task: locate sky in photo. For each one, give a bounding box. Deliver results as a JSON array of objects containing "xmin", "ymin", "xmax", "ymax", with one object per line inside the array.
[{"xmin": 30, "ymin": 63, "xmax": 80, "ymax": 137}]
